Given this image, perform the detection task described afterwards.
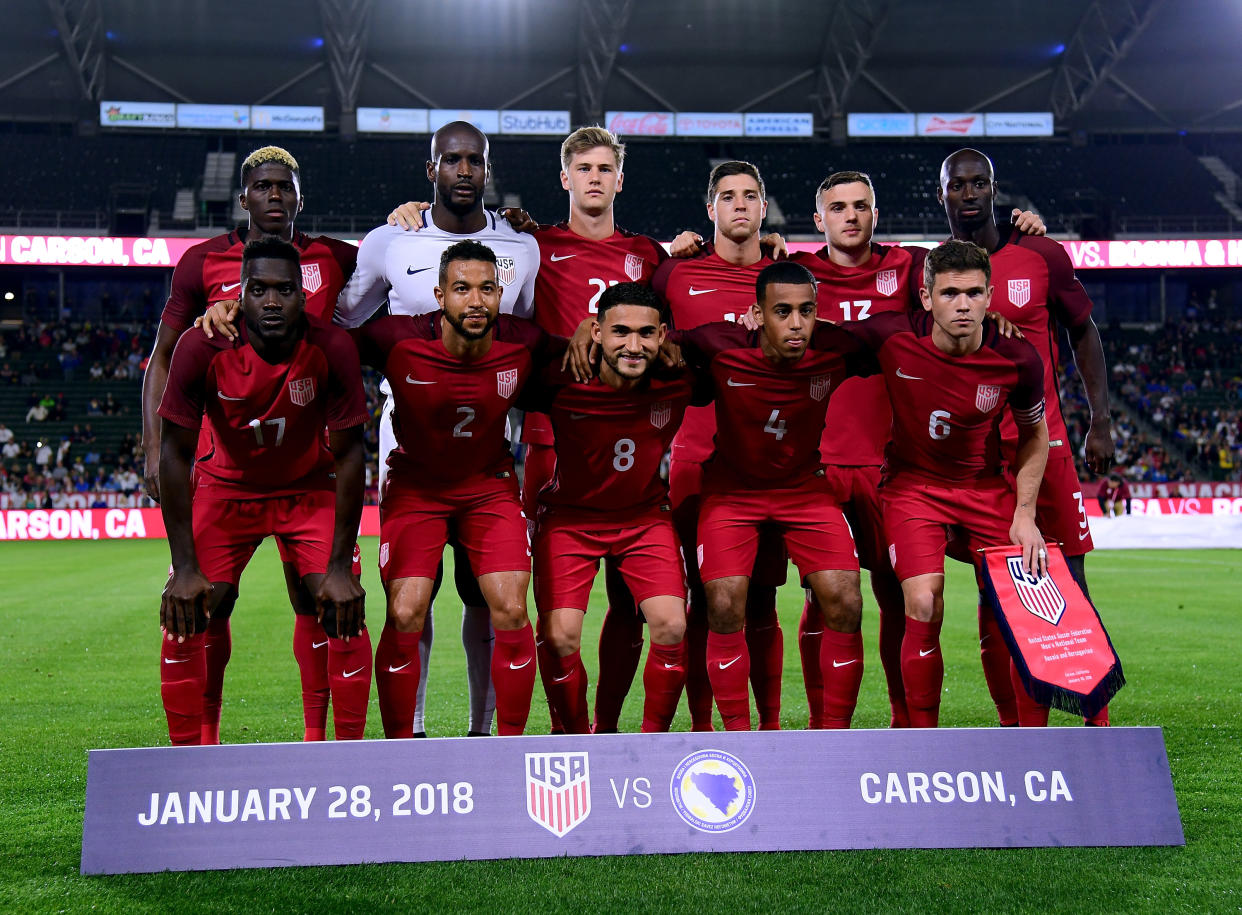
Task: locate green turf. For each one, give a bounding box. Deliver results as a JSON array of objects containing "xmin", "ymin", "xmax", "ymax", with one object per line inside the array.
[{"xmin": 1, "ymin": 541, "xmax": 1238, "ymax": 913}]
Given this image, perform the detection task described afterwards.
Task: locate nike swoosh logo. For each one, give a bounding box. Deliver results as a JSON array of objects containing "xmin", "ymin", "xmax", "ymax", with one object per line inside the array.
[
  {"xmin": 552, "ymin": 672, "xmax": 574, "ymax": 683},
  {"xmin": 1078, "ymin": 530, "xmax": 1091, "ymax": 540},
  {"xmin": 979, "ymin": 634, "xmax": 991, "ymax": 644},
  {"xmin": 509, "ymin": 658, "xmax": 532, "ymax": 670},
  {"xmin": 405, "ymin": 376, "xmax": 436, "ymax": 385},
  {"xmin": 896, "ymin": 368, "xmax": 923, "ymax": 381},
  {"xmin": 832, "ymin": 659, "xmax": 858, "ymax": 668},
  {"xmin": 663, "ymin": 663, "xmax": 680, "ymax": 670},
  {"xmin": 163, "ymin": 657, "xmax": 189, "ymax": 664},
  {"xmin": 687, "ymin": 287, "xmax": 716, "ymax": 296},
  {"xmin": 718, "ymin": 657, "xmax": 741, "ymax": 670},
  {"xmin": 726, "ymin": 378, "xmax": 756, "ymax": 387},
  {"xmin": 802, "ymin": 630, "xmax": 823, "ymax": 636},
  {"xmin": 312, "ymin": 640, "xmax": 329, "ymax": 649},
  {"xmin": 406, "ymin": 266, "xmax": 433, "ymax": 275},
  {"xmin": 549, "ymin": 253, "xmax": 576, "ymax": 262},
  {"xmin": 217, "ymin": 392, "xmax": 246, "ymax": 401},
  {"xmin": 221, "ymin": 282, "xmax": 242, "ymax": 292},
  {"xmin": 343, "ymin": 667, "xmax": 366, "ymax": 678},
  {"xmin": 919, "ymin": 648, "xmax": 938, "ymax": 657},
  {"xmin": 387, "ymin": 661, "xmax": 412, "ymax": 673},
  {"xmin": 569, "ymin": 413, "xmax": 588, "ymax": 420}
]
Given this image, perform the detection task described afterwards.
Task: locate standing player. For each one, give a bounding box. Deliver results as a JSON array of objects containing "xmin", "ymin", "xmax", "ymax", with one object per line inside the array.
[
  {"xmin": 848, "ymin": 240, "xmax": 1050, "ymax": 728},
  {"xmin": 933, "ymin": 148, "xmax": 1113, "ymax": 726},
  {"xmin": 336, "ymin": 121, "xmax": 540, "ymax": 737},
  {"xmin": 141, "ymin": 146, "xmax": 358, "ymax": 743},
  {"xmin": 351, "ymin": 241, "xmax": 558, "ymax": 738},
  {"xmin": 651, "ymin": 160, "xmax": 787, "ymax": 731},
  {"xmin": 528, "ymin": 283, "xmax": 701, "ymax": 732},
  {"xmin": 157, "ymin": 238, "xmax": 371, "ymax": 745},
  {"xmin": 674, "ymin": 261, "xmax": 876, "ymax": 731}
]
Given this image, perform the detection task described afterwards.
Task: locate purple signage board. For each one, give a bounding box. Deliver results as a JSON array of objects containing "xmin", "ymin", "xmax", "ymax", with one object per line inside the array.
[{"xmin": 81, "ymin": 727, "xmax": 1182, "ymax": 875}]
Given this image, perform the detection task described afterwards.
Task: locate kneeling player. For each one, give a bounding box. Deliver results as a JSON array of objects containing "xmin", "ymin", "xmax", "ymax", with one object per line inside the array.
[
  {"xmin": 845, "ymin": 240, "xmax": 1050, "ymax": 728},
  {"xmin": 528, "ymin": 284, "xmax": 704, "ymax": 732},
  {"xmin": 157, "ymin": 238, "xmax": 371, "ymax": 745}
]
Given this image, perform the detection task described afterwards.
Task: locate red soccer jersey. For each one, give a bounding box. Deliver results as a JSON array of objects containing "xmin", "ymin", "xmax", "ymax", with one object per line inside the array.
[
  {"xmin": 847, "ymin": 310, "xmax": 1045, "ymax": 486},
  {"xmin": 672, "ymin": 321, "xmax": 875, "ymax": 490},
  {"xmin": 792, "ymin": 243, "xmax": 917, "ymax": 466},
  {"xmin": 353, "ymin": 313, "xmax": 562, "ymax": 487},
  {"xmin": 160, "ymin": 230, "xmax": 357, "ymax": 333},
  {"xmin": 653, "ymin": 252, "xmax": 775, "ymax": 463},
  {"xmin": 522, "ymin": 222, "xmax": 667, "ymax": 445},
  {"xmin": 525, "ymin": 365, "xmax": 703, "ymax": 522},
  {"xmin": 158, "ymin": 318, "xmax": 369, "ymax": 498}
]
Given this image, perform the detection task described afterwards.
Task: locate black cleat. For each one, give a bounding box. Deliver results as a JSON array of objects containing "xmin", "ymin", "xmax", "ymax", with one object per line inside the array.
[
  {"xmin": 466, "ymin": 730, "xmax": 490, "ymax": 737},
  {"xmin": 412, "ymin": 731, "xmax": 428, "ymax": 738}
]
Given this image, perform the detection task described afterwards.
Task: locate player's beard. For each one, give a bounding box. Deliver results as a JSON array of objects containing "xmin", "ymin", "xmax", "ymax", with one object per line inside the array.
[
  {"xmin": 444, "ymin": 308, "xmax": 496, "ymax": 341},
  {"xmin": 602, "ymin": 349, "xmax": 651, "ymax": 381}
]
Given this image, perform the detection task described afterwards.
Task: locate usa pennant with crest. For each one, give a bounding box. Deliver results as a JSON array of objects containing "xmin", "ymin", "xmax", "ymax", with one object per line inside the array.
[
  {"xmin": 496, "ymin": 368, "xmax": 519, "ymax": 398},
  {"xmin": 525, "ymin": 752, "xmax": 591, "ymax": 838},
  {"xmin": 875, "ymin": 268, "xmax": 898, "ymax": 297},
  {"xmin": 288, "ymin": 377, "xmax": 315, "ymax": 406},
  {"xmin": 495, "ymin": 256, "xmax": 516, "ymax": 286},
  {"xmin": 975, "ymin": 383, "xmax": 1002, "ymax": 413},
  {"xmin": 624, "ymin": 253, "xmax": 645, "ymax": 281},
  {"xmin": 1007, "ymin": 278, "xmax": 1031, "ymax": 308},
  {"xmin": 301, "ymin": 263, "xmax": 323, "ymax": 295},
  {"xmin": 980, "ymin": 543, "xmax": 1124, "ymax": 718},
  {"xmin": 650, "ymin": 399, "xmax": 671, "ymax": 429}
]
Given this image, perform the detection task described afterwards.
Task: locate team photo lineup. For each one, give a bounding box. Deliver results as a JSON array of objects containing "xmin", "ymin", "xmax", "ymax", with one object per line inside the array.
[{"xmin": 142, "ymin": 120, "xmax": 1122, "ymax": 745}]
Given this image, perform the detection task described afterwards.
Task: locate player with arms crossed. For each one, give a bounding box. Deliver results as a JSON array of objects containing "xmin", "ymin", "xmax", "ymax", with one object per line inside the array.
[
  {"xmin": 142, "ymin": 146, "xmax": 358, "ymax": 743},
  {"xmin": 933, "ymin": 148, "xmax": 1112, "ymax": 726},
  {"xmin": 673, "ymin": 261, "xmax": 875, "ymax": 731},
  {"xmin": 848, "ymin": 240, "xmax": 1050, "ymax": 728},
  {"xmin": 527, "ymin": 283, "xmax": 702, "ymax": 732},
  {"xmin": 157, "ymin": 238, "xmax": 370, "ymax": 745},
  {"xmin": 337, "ymin": 122, "xmax": 540, "ymax": 737},
  {"xmin": 351, "ymin": 241, "xmax": 558, "ymax": 738}
]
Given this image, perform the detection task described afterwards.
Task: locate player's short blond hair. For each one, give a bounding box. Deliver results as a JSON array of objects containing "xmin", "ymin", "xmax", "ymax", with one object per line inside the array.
[
  {"xmin": 560, "ymin": 126, "xmax": 625, "ymax": 172},
  {"xmin": 240, "ymin": 146, "xmax": 300, "ymax": 184}
]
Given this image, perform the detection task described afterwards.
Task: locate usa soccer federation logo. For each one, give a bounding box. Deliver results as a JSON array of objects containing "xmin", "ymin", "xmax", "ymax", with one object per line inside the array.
[
  {"xmin": 1006, "ymin": 555, "xmax": 1067, "ymax": 625},
  {"xmin": 1008, "ymin": 278, "xmax": 1031, "ymax": 308},
  {"xmin": 670, "ymin": 749, "xmax": 756, "ymax": 833},
  {"xmin": 975, "ymin": 384, "xmax": 1001, "ymax": 413},
  {"xmin": 301, "ymin": 263, "xmax": 323, "ymax": 295},
  {"xmin": 288, "ymin": 378, "xmax": 315, "ymax": 406},
  {"xmin": 624, "ymin": 253, "xmax": 645, "ymax": 281},
  {"xmin": 650, "ymin": 400, "xmax": 672, "ymax": 429},
  {"xmin": 497, "ymin": 368, "xmax": 519, "ymax": 398},
  {"xmin": 495, "ymin": 256, "xmax": 516, "ymax": 286},
  {"xmin": 809, "ymin": 374, "xmax": 831, "ymax": 402},
  {"xmin": 875, "ymin": 268, "xmax": 899, "ymax": 297},
  {"xmin": 525, "ymin": 752, "xmax": 591, "ymax": 837}
]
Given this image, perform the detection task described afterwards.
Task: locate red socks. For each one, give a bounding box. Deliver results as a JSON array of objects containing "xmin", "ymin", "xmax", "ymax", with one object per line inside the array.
[
  {"xmin": 641, "ymin": 640, "xmax": 686, "ymax": 733},
  {"xmin": 1010, "ymin": 658, "xmax": 1050, "ymax": 727},
  {"xmin": 327, "ymin": 632, "xmax": 372, "ymax": 740},
  {"xmin": 876, "ymin": 597, "xmax": 909, "ymax": 728},
  {"xmin": 798, "ymin": 596, "xmax": 825, "ymax": 728},
  {"xmin": 593, "ymin": 605, "xmax": 644, "ymax": 732},
  {"xmin": 706, "ymin": 629, "xmax": 751, "ymax": 731},
  {"xmin": 978, "ymin": 597, "xmax": 1018, "ymax": 726},
  {"xmin": 293, "ymin": 614, "xmax": 331, "ymax": 741},
  {"xmin": 901, "ymin": 616, "xmax": 944, "ymax": 728},
  {"xmin": 161, "ymin": 633, "xmax": 206, "ymax": 746},
  {"xmin": 684, "ymin": 611, "xmax": 715, "ymax": 731},
  {"xmin": 492, "ymin": 623, "xmax": 536, "ymax": 736},
  {"xmin": 375, "ymin": 625, "xmax": 422, "ymax": 739},
  {"xmin": 819, "ymin": 628, "xmax": 864, "ymax": 729},
  {"xmin": 541, "ymin": 648, "xmax": 590, "ymax": 734},
  {"xmin": 200, "ymin": 617, "xmax": 231, "ymax": 745},
  {"xmin": 1085, "ymin": 706, "xmax": 1110, "ymax": 726},
  {"xmin": 745, "ymin": 594, "xmax": 783, "ymax": 730}
]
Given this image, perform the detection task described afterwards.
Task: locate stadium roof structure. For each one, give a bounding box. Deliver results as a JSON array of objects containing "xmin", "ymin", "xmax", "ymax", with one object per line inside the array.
[{"xmin": 2, "ymin": 0, "xmax": 1240, "ymax": 134}]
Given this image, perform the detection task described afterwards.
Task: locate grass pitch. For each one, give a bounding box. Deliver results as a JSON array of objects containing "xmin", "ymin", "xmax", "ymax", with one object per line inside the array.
[{"xmin": 1, "ymin": 541, "xmax": 1238, "ymax": 913}]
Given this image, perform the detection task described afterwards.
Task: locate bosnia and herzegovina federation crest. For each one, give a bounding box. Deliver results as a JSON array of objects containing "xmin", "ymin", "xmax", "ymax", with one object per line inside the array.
[
  {"xmin": 1006, "ymin": 555, "xmax": 1067, "ymax": 625},
  {"xmin": 288, "ymin": 377, "xmax": 315, "ymax": 406},
  {"xmin": 525, "ymin": 752, "xmax": 591, "ymax": 837},
  {"xmin": 495, "ymin": 256, "xmax": 516, "ymax": 286}
]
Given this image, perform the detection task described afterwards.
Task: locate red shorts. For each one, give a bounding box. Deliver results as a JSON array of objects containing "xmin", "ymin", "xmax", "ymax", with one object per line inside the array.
[
  {"xmin": 194, "ymin": 491, "xmax": 332, "ymax": 585},
  {"xmin": 1035, "ymin": 451, "xmax": 1093, "ymax": 556},
  {"xmin": 277, "ymin": 537, "xmax": 362, "ymax": 577},
  {"xmin": 822, "ymin": 463, "xmax": 890, "ymax": 573},
  {"xmin": 379, "ymin": 474, "xmax": 529, "ymax": 583},
  {"xmin": 882, "ymin": 477, "xmax": 1014, "ymax": 582},
  {"xmin": 521, "ymin": 442, "xmax": 556, "ymax": 529},
  {"xmin": 669, "ymin": 458, "xmax": 787, "ymax": 590},
  {"xmin": 533, "ymin": 512, "xmax": 685, "ymax": 613},
  {"xmin": 697, "ymin": 476, "xmax": 859, "ymax": 583}
]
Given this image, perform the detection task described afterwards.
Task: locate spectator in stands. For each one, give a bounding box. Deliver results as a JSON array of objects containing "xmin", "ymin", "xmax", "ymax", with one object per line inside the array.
[
  {"xmin": 34, "ymin": 441, "xmax": 52, "ymax": 468},
  {"xmin": 86, "ymin": 396, "xmax": 103, "ymax": 416},
  {"xmin": 89, "ymin": 361, "xmax": 104, "ymax": 381},
  {"xmin": 0, "ymin": 363, "xmax": 15, "ymax": 384},
  {"xmin": 0, "ymin": 422, "xmax": 11, "ymax": 446},
  {"xmin": 25, "ymin": 400, "xmax": 48, "ymax": 423},
  {"xmin": 2, "ymin": 438, "xmax": 21, "ymax": 460}
]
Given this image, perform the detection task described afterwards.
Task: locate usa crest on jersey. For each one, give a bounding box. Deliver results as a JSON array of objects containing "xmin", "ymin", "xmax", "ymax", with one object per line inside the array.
[
  {"xmin": 875, "ymin": 268, "xmax": 898, "ymax": 297},
  {"xmin": 1008, "ymin": 279, "xmax": 1031, "ymax": 308},
  {"xmin": 624, "ymin": 253, "xmax": 645, "ymax": 281},
  {"xmin": 810, "ymin": 374, "xmax": 831, "ymax": 402},
  {"xmin": 496, "ymin": 368, "xmax": 519, "ymax": 398},
  {"xmin": 288, "ymin": 377, "xmax": 316, "ymax": 406},
  {"xmin": 1006, "ymin": 555, "xmax": 1067, "ymax": 625},
  {"xmin": 301, "ymin": 263, "xmax": 323, "ymax": 295},
  {"xmin": 975, "ymin": 384, "xmax": 1001, "ymax": 412},
  {"xmin": 525, "ymin": 752, "xmax": 591, "ymax": 837},
  {"xmin": 495, "ymin": 256, "xmax": 516, "ymax": 286},
  {"xmin": 650, "ymin": 399, "xmax": 672, "ymax": 429}
]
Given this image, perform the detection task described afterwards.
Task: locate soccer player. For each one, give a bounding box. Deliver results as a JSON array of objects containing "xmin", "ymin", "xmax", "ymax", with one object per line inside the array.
[
  {"xmin": 847, "ymin": 239, "xmax": 1050, "ymax": 728},
  {"xmin": 933, "ymin": 148, "xmax": 1113, "ymax": 726},
  {"xmin": 350, "ymin": 240, "xmax": 558, "ymax": 738},
  {"xmin": 157, "ymin": 237, "xmax": 371, "ymax": 745},
  {"xmin": 141, "ymin": 146, "xmax": 358, "ymax": 743},
  {"xmin": 527, "ymin": 283, "xmax": 702, "ymax": 733},
  {"xmin": 336, "ymin": 121, "xmax": 540, "ymax": 737},
  {"xmin": 673, "ymin": 261, "xmax": 875, "ymax": 731},
  {"xmin": 650, "ymin": 160, "xmax": 788, "ymax": 731}
]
